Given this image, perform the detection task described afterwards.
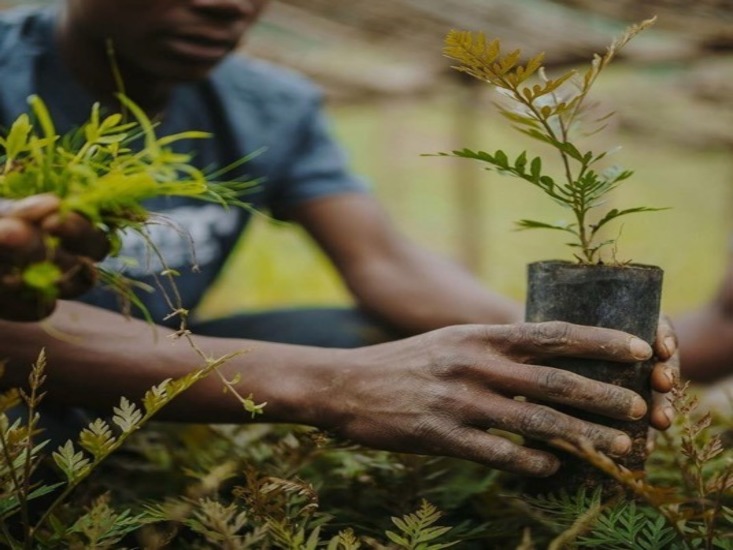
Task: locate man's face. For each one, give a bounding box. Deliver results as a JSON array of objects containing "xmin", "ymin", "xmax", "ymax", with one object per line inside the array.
[{"xmin": 66, "ymin": 0, "xmax": 269, "ymax": 82}]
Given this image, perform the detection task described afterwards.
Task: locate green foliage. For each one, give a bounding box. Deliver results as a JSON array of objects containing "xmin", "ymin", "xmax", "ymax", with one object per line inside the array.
[
  {"xmin": 433, "ymin": 19, "xmax": 665, "ymax": 263},
  {"xmin": 0, "ymin": 95, "xmax": 252, "ymax": 224},
  {"xmin": 0, "ymin": 345, "xmax": 247, "ymax": 549},
  {"xmin": 576, "ymin": 501, "xmax": 678, "ymax": 549},
  {"xmin": 0, "ymin": 94, "xmax": 257, "ymax": 307},
  {"xmin": 1, "ymin": 380, "xmax": 731, "ymax": 548},
  {"xmin": 385, "ymin": 500, "xmax": 457, "ymax": 549}
]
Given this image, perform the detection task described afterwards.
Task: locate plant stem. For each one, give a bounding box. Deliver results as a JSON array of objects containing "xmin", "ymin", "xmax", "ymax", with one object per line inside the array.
[{"xmin": 0, "ymin": 422, "xmax": 28, "ymax": 541}]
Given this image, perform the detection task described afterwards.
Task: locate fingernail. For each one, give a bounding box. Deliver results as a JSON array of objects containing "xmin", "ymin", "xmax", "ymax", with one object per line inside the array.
[
  {"xmin": 536, "ymin": 456, "xmax": 561, "ymax": 477},
  {"xmin": 612, "ymin": 434, "xmax": 631, "ymax": 456},
  {"xmin": 664, "ymin": 336, "xmax": 676, "ymax": 357},
  {"xmin": 630, "ymin": 396, "xmax": 647, "ymax": 419},
  {"xmin": 630, "ymin": 337, "xmax": 651, "ymax": 360}
]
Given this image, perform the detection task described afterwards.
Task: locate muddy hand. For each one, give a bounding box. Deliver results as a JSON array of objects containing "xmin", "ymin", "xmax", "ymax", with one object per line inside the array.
[{"xmin": 317, "ymin": 322, "xmax": 653, "ymax": 477}]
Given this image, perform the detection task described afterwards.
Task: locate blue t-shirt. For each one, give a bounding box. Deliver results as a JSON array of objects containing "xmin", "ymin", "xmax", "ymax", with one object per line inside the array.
[{"xmin": 0, "ymin": 7, "xmax": 368, "ymax": 326}]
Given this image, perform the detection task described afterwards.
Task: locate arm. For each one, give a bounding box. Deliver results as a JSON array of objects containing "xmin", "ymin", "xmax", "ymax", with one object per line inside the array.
[
  {"xmin": 293, "ymin": 192, "xmax": 677, "ymax": 428},
  {"xmin": 0, "ymin": 300, "xmax": 660, "ymax": 476},
  {"xmin": 675, "ymin": 257, "xmax": 733, "ymax": 383},
  {"xmin": 292, "ymin": 193, "xmax": 522, "ymax": 334}
]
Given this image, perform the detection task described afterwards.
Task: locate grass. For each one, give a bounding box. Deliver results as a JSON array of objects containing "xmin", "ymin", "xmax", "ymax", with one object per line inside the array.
[{"xmin": 198, "ymin": 65, "xmax": 732, "ymax": 321}]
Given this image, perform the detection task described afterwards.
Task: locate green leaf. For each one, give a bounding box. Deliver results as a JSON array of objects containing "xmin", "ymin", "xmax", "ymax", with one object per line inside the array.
[
  {"xmin": 591, "ymin": 206, "xmax": 668, "ymax": 235},
  {"xmin": 385, "ymin": 530, "xmax": 410, "ymax": 547},
  {"xmin": 516, "ymin": 219, "xmax": 576, "ymax": 233},
  {"xmin": 530, "ymin": 156, "xmax": 542, "ymax": 182},
  {"xmin": 514, "ymin": 151, "xmax": 528, "ymax": 172},
  {"xmin": 143, "ymin": 379, "xmax": 172, "ymax": 413},
  {"xmin": 499, "ymin": 110, "xmax": 540, "ymax": 128},
  {"xmin": 78, "ymin": 418, "xmax": 116, "ymax": 459},
  {"xmin": 493, "ymin": 149, "xmax": 509, "ymax": 168},
  {"xmin": 52, "ymin": 440, "xmax": 90, "ymax": 481},
  {"xmin": 22, "ymin": 261, "xmax": 62, "ymax": 299},
  {"xmin": 3, "ymin": 113, "xmax": 32, "ymax": 162}
]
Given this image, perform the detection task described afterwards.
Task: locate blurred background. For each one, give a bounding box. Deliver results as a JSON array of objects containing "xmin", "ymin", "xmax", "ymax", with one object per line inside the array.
[
  {"xmin": 3, "ymin": 0, "xmax": 733, "ymax": 320},
  {"xmin": 201, "ymin": 0, "xmax": 733, "ymax": 320}
]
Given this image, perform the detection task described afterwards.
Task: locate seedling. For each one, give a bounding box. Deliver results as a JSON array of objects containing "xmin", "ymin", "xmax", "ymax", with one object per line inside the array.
[
  {"xmin": 0, "ymin": 94, "xmax": 256, "ymax": 308},
  {"xmin": 434, "ymin": 17, "xmax": 664, "ymax": 264}
]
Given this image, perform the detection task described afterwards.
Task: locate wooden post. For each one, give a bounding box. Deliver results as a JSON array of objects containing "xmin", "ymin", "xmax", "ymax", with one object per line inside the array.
[{"xmin": 453, "ymin": 79, "xmax": 485, "ymax": 275}]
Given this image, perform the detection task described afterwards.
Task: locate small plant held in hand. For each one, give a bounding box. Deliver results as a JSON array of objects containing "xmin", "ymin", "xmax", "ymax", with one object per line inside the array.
[
  {"xmin": 436, "ymin": 17, "xmax": 663, "ymax": 264},
  {"xmin": 434, "ymin": 20, "xmax": 667, "ymax": 495},
  {"xmin": 0, "ymin": 94, "xmax": 255, "ymax": 309}
]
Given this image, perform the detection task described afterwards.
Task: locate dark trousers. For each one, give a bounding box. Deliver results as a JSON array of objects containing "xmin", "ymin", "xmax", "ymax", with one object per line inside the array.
[{"xmin": 190, "ymin": 307, "xmax": 395, "ymax": 348}]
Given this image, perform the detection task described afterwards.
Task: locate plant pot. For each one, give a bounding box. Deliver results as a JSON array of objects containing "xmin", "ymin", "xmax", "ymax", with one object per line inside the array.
[{"xmin": 524, "ymin": 260, "xmax": 663, "ymax": 495}]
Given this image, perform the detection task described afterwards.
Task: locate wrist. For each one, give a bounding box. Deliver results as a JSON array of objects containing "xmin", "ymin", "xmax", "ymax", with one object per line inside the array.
[{"xmin": 237, "ymin": 344, "xmax": 356, "ymax": 430}]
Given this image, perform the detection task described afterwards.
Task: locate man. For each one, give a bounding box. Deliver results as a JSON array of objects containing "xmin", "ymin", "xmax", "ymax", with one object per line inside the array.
[
  {"xmin": 0, "ymin": 194, "xmax": 109, "ymax": 321},
  {"xmin": 0, "ymin": 0, "xmax": 676, "ymax": 477}
]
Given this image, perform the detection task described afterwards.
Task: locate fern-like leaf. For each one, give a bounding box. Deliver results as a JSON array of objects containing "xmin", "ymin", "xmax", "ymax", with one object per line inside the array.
[
  {"xmin": 112, "ymin": 396, "xmax": 143, "ymax": 434},
  {"xmin": 78, "ymin": 418, "xmax": 116, "ymax": 460},
  {"xmin": 52, "ymin": 441, "xmax": 90, "ymax": 481},
  {"xmin": 385, "ymin": 500, "xmax": 458, "ymax": 549},
  {"xmin": 327, "ymin": 528, "xmax": 362, "ymax": 550},
  {"xmin": 68, "ymin": 495, "xmax": 151, "ymax": 546}
]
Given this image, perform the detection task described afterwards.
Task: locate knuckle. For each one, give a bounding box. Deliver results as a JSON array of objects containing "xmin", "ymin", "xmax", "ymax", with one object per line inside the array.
[
  {"xmin": 531, "ymin": 321, "xmax": 572, "ymax": 348},
  {"xmin": 424, "ymin": 327, "xmax": 481, "ymax": 379},
  {"xmin": 481, "ymin": 437, "xmax": 518, "ymax": 469},
  {"xmin": 535, "ymin": 367, "xmax": 580, "ymax": 398},
  {"xmin": 518, "ymin": 406, "xmax": 559, "ymax": 439},
  {"xmin": 504, "ymin": 322, "xmax": 575, "ymax": 358},
  {"xmin": 580, "ymin": 425, "xmax": 620, "ymax": 452},
  {"xmin": 596, "ymin": 383, "xmax": 628, "ymax": 412}
]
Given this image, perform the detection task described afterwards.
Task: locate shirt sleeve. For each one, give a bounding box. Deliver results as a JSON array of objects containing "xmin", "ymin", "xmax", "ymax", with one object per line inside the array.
[{"xmin": 266, "ymin": 95, "xmax": 370, "ymax": 221}]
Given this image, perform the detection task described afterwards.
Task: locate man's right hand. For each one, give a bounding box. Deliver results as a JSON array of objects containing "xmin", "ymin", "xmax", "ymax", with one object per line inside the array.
[{"xmin": 305, "ymin": 322, "xmax": 662, "ymax": 476}]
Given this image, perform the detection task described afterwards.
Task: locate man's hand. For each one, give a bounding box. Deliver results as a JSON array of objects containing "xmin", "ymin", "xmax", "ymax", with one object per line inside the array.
[
  {"xmin": 649, "ymin": 314, "xmax": 679, "ymax": 431},
  {"xmin": 0, "ymin": 194, "xmax": 110, "ymax": 321},
  {"xmin": 312, "ymin": 322, "xmax": 665, "ymax": 477}
]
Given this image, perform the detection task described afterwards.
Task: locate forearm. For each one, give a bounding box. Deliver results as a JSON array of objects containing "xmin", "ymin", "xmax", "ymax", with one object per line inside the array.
[
  {"xmin": 0, "ymin": 301, "xmax": 346, "ymax": 426},
  {"xmin": 294, "ymin": 195, "xmax": 521, "ymax": 335},
  {"xmin": 675, "ymin": 258, "xmax": 733, "ymax": 383},
  {"xmin": 344, "ymin": 243, "xmax": 522, "ymax": 334},
  {"xmin": 676, "ymin": 305, "xmax": 733, "ymax": 383}
]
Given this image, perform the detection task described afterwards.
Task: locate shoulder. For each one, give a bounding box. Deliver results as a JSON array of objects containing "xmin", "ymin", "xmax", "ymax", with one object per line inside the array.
[{"xmin": 211, "ymin": 54, "xmax": 322, "ymax": 107}]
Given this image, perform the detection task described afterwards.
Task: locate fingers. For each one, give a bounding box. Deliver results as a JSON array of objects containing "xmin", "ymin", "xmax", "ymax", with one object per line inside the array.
[
  {"xmin": 485, "ymin": 362, "xmax": 647, "ymax": 421},
  {"xmin": 491, "ymin": 321, "xmax": 652, "ymax": 364},
  {"xmin": 461, "ymin": 397, "xmax": 633, "ymax": 459},
  {"xmin": 1, "ymin": 195, "xmax": 110, "ymax": 262},
  {"xmin": 428, "ymin": 426, "xmax": 561, "ymax": 477},
  {"xmin": 42, "ymin": 211, "xmax": 111, "ymax": 261},
  {"xmin": 650, "ymin": 314, "xmax": 679, "ymax": 396},
  {"xmin": 649, "ymin": 319, "xmax": 679, "ymax": 431},
  {"xmin": 3, "ymin": 194, "xmax": 61, "ymax": 222},
  {"xmin": 0, "ymin": 197, "xmax": 108, "ymax": 319},
  {"xmin": 649, "ymin": 362, "xmax": 676, "ymax": 431},
  {"xmin": 650, "ymin": 359, "xmax": 677, "ymax": 395},
  {"xmin": 0, "ymin": 217, "xmax": 45, "ymax": 262},
  {"xmin": 0, "ymin": 289, "xmax": 56, "ymax": 321},
  {"xmin": 654, "ymin": 314, "xmax": 677, "ymax": 361}
]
